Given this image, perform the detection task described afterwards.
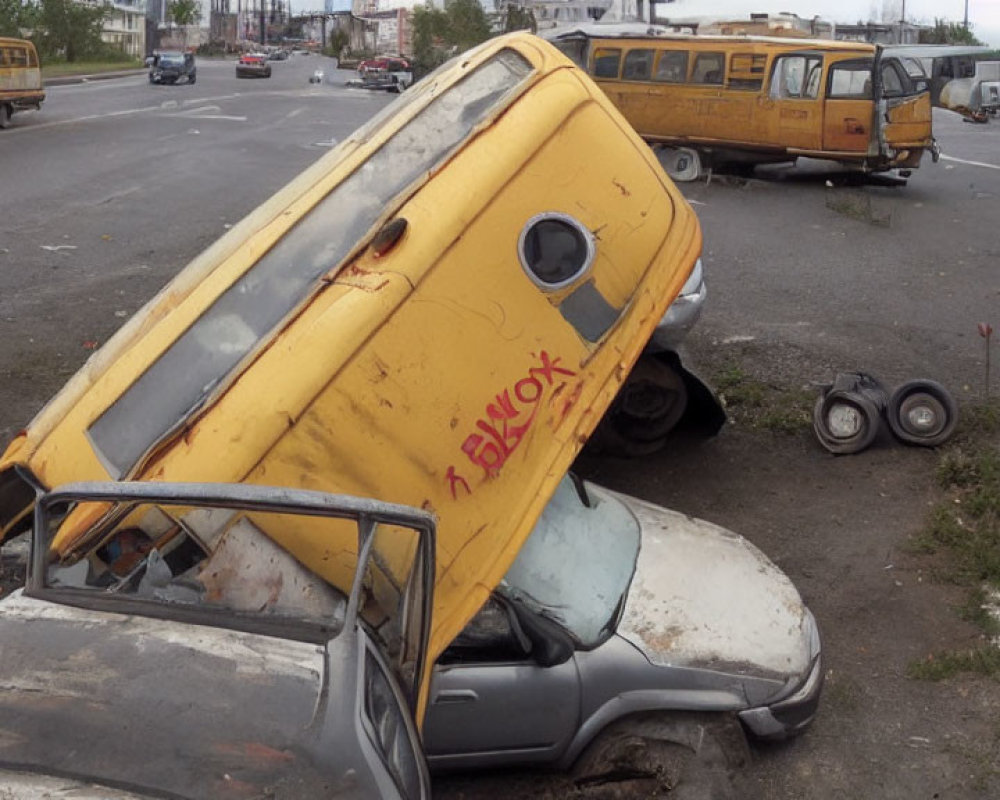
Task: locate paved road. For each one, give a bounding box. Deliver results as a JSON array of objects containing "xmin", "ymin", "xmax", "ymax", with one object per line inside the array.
[
  {"xmin": 0, "ymin": 55, "xmax": 394, "ymax": 441},
  {"xmin": 681, "ymin": 109, "xmax": 1000, "ymax": 399}
]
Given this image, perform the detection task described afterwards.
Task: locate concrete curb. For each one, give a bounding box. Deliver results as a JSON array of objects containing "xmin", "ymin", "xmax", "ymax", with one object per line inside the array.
[{"xmin": 45, "ymin": 69, "xmax": 146, "ymax": 87}]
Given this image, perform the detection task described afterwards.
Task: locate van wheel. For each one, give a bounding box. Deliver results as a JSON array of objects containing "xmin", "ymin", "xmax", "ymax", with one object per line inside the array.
[
  {"xmin": 589, "ymin": 356, "xmax": 688, "ymax": 456},
  {"xmin": 573, "ymin": 713, "xmax": 749, "ymax": 799},
  {"xmin": 657, "ymin": 146, "xmax": 701, "ymax": 182},
  {"xmin": 0, "ymin": 104, "xmax": 11, "ymax": 129}
]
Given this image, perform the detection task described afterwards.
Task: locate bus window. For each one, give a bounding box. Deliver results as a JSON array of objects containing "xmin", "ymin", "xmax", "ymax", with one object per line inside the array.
[
  {"xmin": 622, "ymin": 49, "xmax": 654, "ymax": 81},
  {"xmin": 691, "ymin": 52, "xmax": 724, "ymax": 85},
  {"xmin": 8, "ymin": 47, "xmax": 28, "ymax": 68},
  {"xmin": 653, "ymin": 50, "xmax": 688, "ymax": 83},
  {"xmin": 828, "ymin": 59, "xmax": 874, "ymax": 99},
  {"xmin": 592, "ymin": 48, "xmax": 622, "ymax": 79},
  {"xmin": 770, "ymin": 55, "xmax": 822, "ymax": 99},
  {"xmin": 728, "ymin": 52, "xmax": 766, "ymax": 90}
]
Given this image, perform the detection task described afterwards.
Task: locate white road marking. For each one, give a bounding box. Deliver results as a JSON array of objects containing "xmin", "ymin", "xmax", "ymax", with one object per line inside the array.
[{"xmin": 939, "ymin": 153, "xmax": 1000, "ymax": 171}]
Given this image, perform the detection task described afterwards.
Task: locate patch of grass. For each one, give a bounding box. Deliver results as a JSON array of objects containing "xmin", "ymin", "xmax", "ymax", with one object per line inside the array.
[
  {"xmin": 910, "ymin": 400, "xmax": 1000, "ymax": 679},
  {"xmin": 907, "ymin": 646, "xmax": 1000, "ymax": 681},
  {"xmin": 41, "ymin": 60, "xmax": 143, "ymax": 79},
  {"xmin": 712, "ymin": 365, "xmax": 813, "ymax": 434},
  {"xmin": 825, "ymin": 191, "xmax": 892, "ymax": 228}
]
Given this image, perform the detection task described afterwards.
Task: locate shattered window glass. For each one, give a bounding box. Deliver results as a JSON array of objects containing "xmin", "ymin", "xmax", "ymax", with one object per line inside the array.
[
  {"xmin": 87, "ymin": 49, "xmax": 534, "ymax": 478},
  {"xmin": 498, "ymin": 476, "xmax": 640, "ymax": 648}
]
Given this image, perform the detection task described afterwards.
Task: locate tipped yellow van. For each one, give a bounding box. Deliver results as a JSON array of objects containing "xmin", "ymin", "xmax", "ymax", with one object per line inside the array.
[{"xmin": 0, "ymin": 32, "xmax": 702, "ymax": 715}]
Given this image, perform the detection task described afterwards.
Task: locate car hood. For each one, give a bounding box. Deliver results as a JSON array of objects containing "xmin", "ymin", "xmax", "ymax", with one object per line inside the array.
[
  {"xmin": 0, "ymin": 592, "xmax": 368, "ymax": 799},
  {"xmin": 615, "ymin": 494, "xmax": 814, "ymax": 680}
]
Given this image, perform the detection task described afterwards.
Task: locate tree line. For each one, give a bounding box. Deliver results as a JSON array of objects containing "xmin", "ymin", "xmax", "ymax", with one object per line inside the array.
[{"xmin": 1, "ymin": 0, "xmax": 200, "ymax": 63}]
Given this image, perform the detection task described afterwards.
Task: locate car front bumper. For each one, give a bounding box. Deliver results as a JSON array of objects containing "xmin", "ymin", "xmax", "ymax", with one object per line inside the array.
[{"xmin": 738, "ymin": 649, "xmax": 824, "ymax": 739}]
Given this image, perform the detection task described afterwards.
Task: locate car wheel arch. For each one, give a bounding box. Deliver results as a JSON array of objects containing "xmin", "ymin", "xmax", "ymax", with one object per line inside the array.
[
  {"xmin": 568, "ymin": 710, "xmax": 750, "ymax": 797},
  {"xmin": 556, "ymin": 693, "xmax": 747, "ymax": 770}
]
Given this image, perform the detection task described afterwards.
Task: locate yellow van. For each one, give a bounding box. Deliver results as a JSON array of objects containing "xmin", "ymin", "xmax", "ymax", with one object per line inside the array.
[
  {"xmin": 0, "ymin": 37, "xmax": 44, "ymax": 128},
  {"xmin": 548, "ymin": 25, "xmax": 939, "ymax": 179},
  {"xmin": 0, "ymin": 32, "xmax": 701, "ymax": 716}
]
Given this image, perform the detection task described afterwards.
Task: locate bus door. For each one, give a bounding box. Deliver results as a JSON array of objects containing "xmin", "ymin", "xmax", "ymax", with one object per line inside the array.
[
  {"xmin": 875, "ymin": 53, "xmax": 932, "ymax": 151},
  {"xmin": 822, "ymin": 57, "xmax": 875, "ymax": 154},
  {"xmin": 758, "ymin": 53, "xmax": 824, "ymax": 151}
]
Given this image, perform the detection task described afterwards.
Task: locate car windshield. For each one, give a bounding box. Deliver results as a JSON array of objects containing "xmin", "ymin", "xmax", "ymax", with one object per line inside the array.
[
  {"xmin": 87, "ymin": 48, "xmax": 533, "ymax": 478},
  {"xmin": 498, "ymin": 476, "xmax": 641, "ymax": 648}
]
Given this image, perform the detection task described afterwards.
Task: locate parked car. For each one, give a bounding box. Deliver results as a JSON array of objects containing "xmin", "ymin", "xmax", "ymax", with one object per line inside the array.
[
  {"xmin": 358, "ymin": 56, "xmax": 413, "ymax": 92},
  {"xmin": 422, "ymin": 474, "xmax": 822, "ymax": 782},
  {"xmin": 0, "ymin": 481, "xmax": 435, "ymax": 799},
  {"xmin": 0, "ymin": 31, "xmax": 710, "ymax": 719},
  {"xmin": 147, "ymin": 50, "xmax": 196, "ymax": 85},
  {"xmin": 236, "ymin": 53, "xmax": 272, "ymax": 78}
]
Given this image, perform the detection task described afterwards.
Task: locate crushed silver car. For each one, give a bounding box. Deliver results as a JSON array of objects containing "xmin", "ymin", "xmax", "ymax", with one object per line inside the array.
[
  {"xmin": 0, "ymin": 481, "xmax": 435, "ymax": 800},
  {"xmin": 423, "ymin": 475, "xmax": 822, "ymax": 781}
]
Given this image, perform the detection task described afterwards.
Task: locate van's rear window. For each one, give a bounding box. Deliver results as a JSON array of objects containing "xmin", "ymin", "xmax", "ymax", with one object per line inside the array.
[{"xmin": 87, "ymin": 49, "xmax": 533, "ymax": 478}]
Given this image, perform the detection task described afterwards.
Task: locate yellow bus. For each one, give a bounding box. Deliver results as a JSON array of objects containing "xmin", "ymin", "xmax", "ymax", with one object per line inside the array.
[
  {"xmin": 548, "ymin": 25, "xmax": 940, "ymax": 180},
  {"xmin": 0, "ymin": 37, "xmax": 44, "ymax": 129}
]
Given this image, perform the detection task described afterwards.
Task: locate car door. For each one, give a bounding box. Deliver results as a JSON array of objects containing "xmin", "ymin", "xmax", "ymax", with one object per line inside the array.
[
  {"xmin": 422, "ymin": 597, "xmax": 581, "ymax": 769},
  {"xmin": 758, "ymin": 53, "xmax": 825, "ymax": 151},
  {"xmin": 823, "ymin": 57, "xmax": 875, "ymax": 153}
]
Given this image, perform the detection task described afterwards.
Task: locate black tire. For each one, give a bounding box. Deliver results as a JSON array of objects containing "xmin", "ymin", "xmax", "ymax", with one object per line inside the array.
[
  {"xmin": 812, "ymin": 390, "xmax": 881, "ymax": 454},
  {"xmin": 591, "ymin": 356, "xmax": 689, "ymax": 456},
  {"xmin": 886, "ymin": 379, "xmax": 958, "ymax": 446},
  {"xmin": 0, "ymin": 103, "xmax": 11, "ymax": 129},
  {"xmin": 188, "ymin": 73, "xmax": 196, "ymax": 85}
]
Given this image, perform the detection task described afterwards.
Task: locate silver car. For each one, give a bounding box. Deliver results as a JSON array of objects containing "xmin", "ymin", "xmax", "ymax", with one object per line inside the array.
[
  {"xmin": 423, "ymin": 475, "xmax": 822, "ymax": 781},
  {"xmin": 0, "ymin": 481, "xmax": 435, "ymax": 799}
]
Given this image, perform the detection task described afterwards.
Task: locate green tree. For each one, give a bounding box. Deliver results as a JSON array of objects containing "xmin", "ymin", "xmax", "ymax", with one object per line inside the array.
[
  {"xmin": 411, "ymin": 0, "xmax": 491, "ymax": 72},
  {"xmin": 919, "ymin": 18, "xmax": 985, "ymax": 46},
  {"xmin": 499, "ymin": 2, "xmax": 535, "ymax": 34},
  {"xmin": 35, "ymin": 0, "xmax": 109, "ymax": 62},
  {"xmin": 167, "ymin": 0, "xmax": 201, "ymax": 27},
  {"xmin": 327, "ymin": 27, "xmax": 348, "ymax": 59},
  {"xmin": 0, "ymin": 0, "xmax": 37, "ymax": 38}
]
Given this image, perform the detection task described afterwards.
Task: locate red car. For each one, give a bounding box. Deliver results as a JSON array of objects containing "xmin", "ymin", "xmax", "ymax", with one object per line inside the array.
[{"xmin": 236, "ymin": 53, "xmax": 272, "ymax": 79}]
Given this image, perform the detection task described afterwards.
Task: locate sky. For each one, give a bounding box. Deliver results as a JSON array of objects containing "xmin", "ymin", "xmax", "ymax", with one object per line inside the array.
[{"xmin": 665, "ymin": 0, "xmax": 1000, "ymax": 47}]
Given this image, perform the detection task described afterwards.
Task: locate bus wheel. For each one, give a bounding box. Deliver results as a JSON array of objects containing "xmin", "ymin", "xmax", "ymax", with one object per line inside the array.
[
  {"xmin": 0, "ymin": 104, "xmax": 11, "ymax": 129},
  {"xmin": 657, "ymin": 146, "xmax": 701, "ymax": 182}
]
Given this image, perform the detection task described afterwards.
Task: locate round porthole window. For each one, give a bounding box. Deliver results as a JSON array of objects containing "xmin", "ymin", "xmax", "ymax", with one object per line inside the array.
[{"xmin": 518, "ymin": 213, "xmax": 595, "ymax": 290}]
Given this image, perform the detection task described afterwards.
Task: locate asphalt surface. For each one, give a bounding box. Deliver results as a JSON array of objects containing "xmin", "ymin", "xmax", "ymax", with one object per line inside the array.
[{"xmin": 0, "ymin": 54, "xmax": 395, "ymax": 444}]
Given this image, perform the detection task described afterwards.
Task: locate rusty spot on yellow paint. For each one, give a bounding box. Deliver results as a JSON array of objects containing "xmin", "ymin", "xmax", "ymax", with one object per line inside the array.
[{"xmin": 612, "ymin": 179, "xmax": 631, "ymax": 197}]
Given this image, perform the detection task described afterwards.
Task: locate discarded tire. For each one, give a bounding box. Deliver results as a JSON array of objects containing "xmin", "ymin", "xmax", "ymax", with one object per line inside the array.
[
  {"xmin": 886, "ymin": 379, "xmax": 958, "ymax": 447},
  {"xmin": 812, "ymin": 372, "xmax": 888, "ymax": 455}
]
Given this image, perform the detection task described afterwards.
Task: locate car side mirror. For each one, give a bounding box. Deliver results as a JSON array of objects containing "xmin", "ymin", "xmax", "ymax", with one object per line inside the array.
[
  {"xmin": 145, "ymin": 56, "xmax": 154, "ymax": 67},
  {"xmin": 505, "ymin": 601, "xmax": 574, "ymax": 667}
]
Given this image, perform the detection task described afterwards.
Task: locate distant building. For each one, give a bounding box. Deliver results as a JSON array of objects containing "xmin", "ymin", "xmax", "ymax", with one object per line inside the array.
[
  {"xmin": 834, "ymin": 22, "xmax": 921, "ymax": 45},
  {"xmin": 77, "ymin": 0, "xmax": 146, "ymax": 56},
  {"xmin": 698, "ymin": 13, "xmax": 834, "ymax": 39}
]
